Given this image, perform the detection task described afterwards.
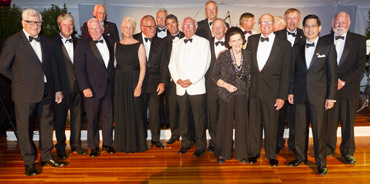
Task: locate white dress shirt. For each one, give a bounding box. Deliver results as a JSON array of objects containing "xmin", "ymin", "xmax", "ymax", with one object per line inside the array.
[
  {"xmin": 94, "ymin": 37, "xmax": 110, "ymax": 68},
  {"xmin": 334, "ymin": 33, "xmax": 346, "ymax": 65},
  {"xmin": 214, "ymin": 37, "xmax": 226, "ymax": 59},
  {"xmin": 305, "ymin": 37, "xmax": 319, "ymax": 69},
  {"xmin": 157, "ymin": 27, "xmax": 167, "ymax": 38},
  {"xmin": 142, "ymin": 33, "xmax": 151, "ymax": 60},
  {"xmin": 257, "ymin": 33, "xmax": 275, "ymax": 71},
  {"xmin": 23, "ymin": 29, "xmax": 47, "ymax": 82},
  {"xmin": 287, "ymin": 29, "xmax": 297, "ymax": 47},
  {"xmin": 60, "ymin": 33, "xmax": 74, "ymax": 63},
  {"xmin": 169, "ymin": 35, "xmax": 211, "ymax": 96},
  {"xmin": 208, "ymin": 19, "xmax": 214, "ymax": 37}
]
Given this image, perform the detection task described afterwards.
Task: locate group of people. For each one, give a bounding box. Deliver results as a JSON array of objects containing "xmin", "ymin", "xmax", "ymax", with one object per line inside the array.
[{"xmin": 0, "ymin": 0, "xmax": 366, "ymax": 177}]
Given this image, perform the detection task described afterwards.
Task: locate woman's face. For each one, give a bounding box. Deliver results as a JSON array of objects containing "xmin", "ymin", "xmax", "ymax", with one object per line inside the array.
[
  {"xmin": 122, "ymin": 22, "xmax": 135, "ymax": 38},
  {"xmin": 229, "ymin": 33, "xmax": 243, "ymax": 52}
]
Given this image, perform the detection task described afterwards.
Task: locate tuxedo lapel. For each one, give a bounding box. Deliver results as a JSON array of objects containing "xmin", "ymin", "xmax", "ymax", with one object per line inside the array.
[
  {"xmin": 309, "ymin": 39, "xmax": 323, "ymax": 69},
  {"xmin": 88, "ymin": 39, "xmax": 106, "ymax": 68},
  {"xmin": 210, "ymin": 37, "xmax": 216, "ymax": 59},
  {"xmin": 59, "ymin": 38, "xmax": 73, "ymax": 64},
  {"xmin": 251, "ymin": 37, "xmax": 260, "ymax": 72},
  {"xmin": 20, "ymin": 32, "xmax": 42, "ymax": 65},
  {"xmin": 262, "ymin": 36, "xmax": 281, "ymax": 70},
  {"xmin": 338, "ymin": 32, "xmax": 352, "ymax": 67}
]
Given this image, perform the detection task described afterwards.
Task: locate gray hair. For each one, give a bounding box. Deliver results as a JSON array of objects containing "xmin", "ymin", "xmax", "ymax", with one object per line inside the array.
[
  {"xmin": 87, "ymin": 18, "xmax": 104, "ymax": 29},
  {"xmin": 22, "ymin": 8, "xmax": 42, "ymax": 21}
]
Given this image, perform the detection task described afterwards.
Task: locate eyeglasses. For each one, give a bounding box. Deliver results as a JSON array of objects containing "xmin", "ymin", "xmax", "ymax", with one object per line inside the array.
[
  {"xmin": 24, "ymin": 20, "xmax": 43, "ymax": 26},
  {"xmin": 183, "ymin": 24, "xmax": 195, "ymax": 28},
  {"xmin": 260, "ymin": 20, "xmax": 274, "ymax": 25},
  {"xmin": 143, "ymin": 25, "xmax": 157, "ymax": 29}
]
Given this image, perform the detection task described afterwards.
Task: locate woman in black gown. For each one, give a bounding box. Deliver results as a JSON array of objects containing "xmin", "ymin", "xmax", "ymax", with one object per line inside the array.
[
  {"xmin": 212, "ymin": 27, "xmax": 251, "ymax": 163},
  {"xmin": 113, "ymin": 17, "xmax": 147, "ymax": 153}
]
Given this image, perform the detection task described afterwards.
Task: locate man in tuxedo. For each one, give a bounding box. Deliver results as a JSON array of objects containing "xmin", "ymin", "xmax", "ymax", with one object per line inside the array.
[
  {"xmin": 239, "ymin": 12, "xmax": 256, "ymax": 46},
  {"xmin": 274, "ymin": 8, "xmax": 305, "ymax": 155},
  {"xmin": 169, "ymin": 17, "xmax": 211, "ymax": 157},
  {"xmin": 133, "ymin": 15, "xmax": 168, "ymax": 148},
  {"xmin": 74, "ymin": 18, "xmax": 115, "ymax": 157},
  {"xmin": 81, "ymin": 4, "xmax": 119, "ymax": 42},
  {"xmin": 196, "ymin": 0, "xmax": 228, "ymax": 41},
  {"xmin": 156, "ymin": 9, "xmax": 169, "ymax": 38},
  {"xmin": 288, "ymin": 14, "xmax": 337, "ymax": 175},
  {"xmin": 163, "ymin": 14, "xmax": 185, "ymax": 145},
  {"xmin": 52, "ymin": 13, "xmax": 87, "ymax": 160},
  {"xmin": 206, "ymin": 18, "xmax": 227, "ymax": 152},
  {"xmin": 0, "ymin": 8, "xmax": 65, "ymax": 176},
  {"xmin": 323, "ymin": 11, "xmax": 366, "ymax": 164},
  {"xmin": 246, "ymin": 14, "xmax": 291, "ymax": 167}
]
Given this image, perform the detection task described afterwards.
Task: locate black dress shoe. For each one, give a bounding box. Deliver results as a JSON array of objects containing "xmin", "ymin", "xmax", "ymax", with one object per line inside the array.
[
  {"xmin": 178, "ymin": 147, "xmax": 190, "ymax": 154},
  {"xmin": 288, "ymin": 159, "xmax": 303, "ymax": 167},
  {"xmin": 269, "ymin": 158, "xmax": 279, "ymax": 167},
  {"xmin": 276, "ymin": 147, "xmax": 283, "ymax": 154},
  {"xmin": 166, "ymin": 138, "xmax": 179, "ymax": 145},
  {"xmin": 102, "ymin": 145, "xmax": 116, "ymax": 154},
  {"xmin": 71, "ymin": 146, "xmax": 88, "ymax": 155},
  {"xmin": 342, "ymin": 155, "xmax": 356, "ymax": 164},
  {"xmin": 25, "ymin": 164, "xmax": 37, "ymax": 176},
  {"xmin": 248, "ymin": 156, "xmax": 258, "ymax": 164},
  {"xmin": 318, "ymin": 167, "xmax": 327, "ymax": 175},
  {"xmin": 193, "ymin": 150, "xmax": 204, "ymax": 157},
  {"xmin": 207, "ymin": 144, "xmax": 215, "ymax": 152},
  {"xmin": 89, "ymin": 148, "xmax": 100, "ymax": 157},
  {"xmin": 57, "ymin": 149, "xmax": 67, "ymax": 160},
  {"xmin": 152, "ymin": 141, "xmax": 165, "ymax": 148},
  {"xmin": 41, "ymin": 159, "xmax": 66, "ymax": 167},
  {"xmin": 217, "ymin": 156, "xmax": 225, "ymax": 164}
]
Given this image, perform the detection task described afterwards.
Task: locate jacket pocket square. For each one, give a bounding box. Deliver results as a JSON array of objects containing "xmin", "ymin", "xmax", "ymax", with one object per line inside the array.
[{"xmin": 317, "ymin": 54, "xmax": 326, "ymax": 58}]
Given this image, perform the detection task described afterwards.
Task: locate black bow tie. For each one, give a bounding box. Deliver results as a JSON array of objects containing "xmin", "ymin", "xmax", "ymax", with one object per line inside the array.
[
  {"xmin": 306, "ymin": 42, "xmax": 315, "ymax": 48},
  {"xmin": 215, "ymin": 41, "xmax": 224, "ymax": 46},
  {"xmin": 157, "ymin": 28, "xmax": 166, "ymax": 32},
  {"xmin": 209, "ymin": 22, "xmax": 213, "ymax": 26},
  {"xmin": 244, "ymin": 31, "xmax": 252, "ymax": 35},
  {"xmin": 287, "ymin": 32, "xmax": 296, "ymax": 37},
  {"xmin": 144, "ymin": 37, "xmax": 152, "ymax": 42},
  {"xmin": 172, "ymin": 34, "xmax": 180, "ymax": 40},
  {"xmin": 184, "ymin": 38, "xmax": 193, "ymax": 44},
  {"xmin": 260, "ymin": 37, "xmax": 269, "ymax": 42},
  {"xmin": 65, "ymin": 39, "xmax": 73, "ymax": 43},
  {"xmin": 94, "ymin": 39, "xmax": 103, "ymax": 44},
  {"xmin": 29, "ymin": 36, "xmax": 41, "ymax": 42},
  {"xmin": 335, "ymin": 35, "xmax": 344, "ymax": 40}
]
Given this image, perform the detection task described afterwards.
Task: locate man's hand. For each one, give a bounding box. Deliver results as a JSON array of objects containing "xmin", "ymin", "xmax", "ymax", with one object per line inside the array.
[
  {"xmin": 83, "ymin": 88, "xmax": 93, "ymax": 98},
  {"xmin": 325, "ymin": 99, "xmax": 335, "ymax": 110},
  {"xmin": 274, "ymin": 98, "xmax": 285, "ymax": 110},
  {"xmin": 338, "ymin": 79, "xmax": 345, "ymax": 90},
  {"xmin": 55, "ymin": 91, "xmax": 63, "ymax": 104},
  {"xmin": 288, "ymin": 94, "xmax": 294, "ymax": 104},
  {"xmin": 157, "ymin": 83, "xmax": 165, "ymax": 95},
  {"xmin": 134, "ymin": 86, "xmax": 141, "ymax": 97},
  {"xmin": 181, "ymin": 79, "xmax": 192, "ymax": 88}
]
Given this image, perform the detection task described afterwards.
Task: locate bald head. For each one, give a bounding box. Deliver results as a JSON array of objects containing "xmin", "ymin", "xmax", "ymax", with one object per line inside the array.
[
  {"xmin": 93, "ymin": 4, "xmax": 106, "ymax": 22},
  {"xmin": 182, "ymin": 17, "xmax": 197, "ymax": 39}
]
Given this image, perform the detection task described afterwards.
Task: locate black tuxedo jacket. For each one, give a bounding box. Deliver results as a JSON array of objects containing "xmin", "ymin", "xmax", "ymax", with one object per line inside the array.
[
  {"xmin": 289, "ymin": 38, "xmax": 338, "ymax": 105},
  {"xmin": 74, "ymin": 36, "xmax": 115, "ymax": 99},
  {"xmin": 164, "ymin": 31, "xmax": 185, "ymax": 83},
  {"xmin": 51, "ymin": 35, "xmax": 80, "ymax": 94},
  {"xmin": 246, "ymin": 34, "xmax": 292, "ymax": 102},
  {"xmin": 274, "ymin": 28, "xmax": 305, "ymax": 46},
  {"xmin": 0, "ymin": 31, "xmax": 61, "ymax": 103},
  {"xmin": 81, "ymin": 20, "xmax": 119, "ymax": 42},
  {"xmin": 206, "ymin": 37, "xmax": 225, "ymax": 90},
  {"xmin": 133, "ymin": 32, "xmax": 168, "ymax": 93},
  {"xmin": 196, "ymin": 19, "xmax": 229, "ymax": 41},
  {"xmin": 321, "ymin": 32, "xmax": 366, "ymax": 100}
]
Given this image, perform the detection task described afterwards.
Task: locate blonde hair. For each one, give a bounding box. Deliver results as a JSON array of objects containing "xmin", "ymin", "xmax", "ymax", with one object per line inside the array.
[{"xmin": 57, "ymin": 13, "xmax": 74, "ymax": 26}]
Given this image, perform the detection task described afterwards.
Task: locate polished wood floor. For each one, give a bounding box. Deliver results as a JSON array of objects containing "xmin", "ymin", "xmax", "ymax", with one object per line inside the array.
[{"xmin": 0, "ymin": 136, "xmax": 370, "ymax": 184}]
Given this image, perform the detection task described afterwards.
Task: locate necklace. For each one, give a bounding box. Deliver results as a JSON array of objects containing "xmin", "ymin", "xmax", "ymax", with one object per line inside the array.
[{"xmin": 231, "ymin": 50, "xmax": 244, "ymax": 79}]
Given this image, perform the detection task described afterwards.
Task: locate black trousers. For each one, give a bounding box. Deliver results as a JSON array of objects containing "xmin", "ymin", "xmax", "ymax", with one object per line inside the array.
[
  {"xmin": 214, "ymin": 95, "xmax": 248, "ymax": 160},
  {"xmin": 276, "ymin": 102, "xmax": 295, "ymax": 151},
  {"xmin": 177, "ymin": 92, "xmax": 207, "ymax": 151},
  {"xmin": 54, "ymin": 82, "xmax": 83, "ymax": 150},
  {"xmin": 295, "ymin": 102, "xmax": 327, "ymax": 168},
  {"xmin": 14, "ymin": 84, "xmax": 54, "ymax": 165},
  {"xmin": 141, "ymin": 92, "xmax": 161, "ymax": 142},
  {"xmin": 83, "ymin": 89, "xmax": 113, "ymax": 149},
  {"xmin": 248, "ymin": 97, "xmax": 279, "ymax": 159},
  {"xmin": 166, "ymin": 81, "xmax": 180, "ymax": 140},
  {"xmin": 206, "ymin": 83, "xmax": 219, "ymax": 146},
  {"xmin": 327, "ymin": 98, "xmax": 357, "ymax": 156}
]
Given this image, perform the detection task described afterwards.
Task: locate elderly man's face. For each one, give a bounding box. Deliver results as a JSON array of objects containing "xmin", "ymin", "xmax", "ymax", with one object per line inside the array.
[
  {"xmin": 241, "ymin": 17, "xmax": 255, "ymax": 31},
  {"xmin": 59, "ymin": 19, "xmax": 74, "ymax": 38},
  {"xmin": 93, "ymin": 5, "xmax": 106, "ymax": 22},
  {"xmin": 212, "ymin": 19, "xmax": 227, "ymax": 40},
  {"xmin": 22, "ymin": 15, "xmax": 42, "ymax": 37},
  {"xmin": 205, "ymin": 2, "xmax": 217, "ymax": 21},
  {"xmin": 156, "ymin": 11, "xmax": 167, "ymax": 28},
  {"xmin": 259, "ymin": 14, "xmax": 274, "ymax": 37},
  {"xmin": 333, "ymin": 14, "xmax": 350, "ymax": 36},
  {"xmin": 141, "ymin": 18, "xmax": 157, "ymax": 39},
  {"xmin": 182, "ymin": 18, "xmax": 196, "ymax": 39},
  {"xmin": 285, "ymin": 11, "xmax": 300, "ymax": 32},
  {"xmin": 88, "ymin": 20, "xmax": 104, "ymax": 40},
  {"xmin": 166, "ymin": 18, "xmax": 179, "ymax": 35}
]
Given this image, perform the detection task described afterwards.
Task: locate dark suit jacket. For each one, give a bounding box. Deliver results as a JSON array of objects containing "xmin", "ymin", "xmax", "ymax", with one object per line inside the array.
[
  {"xmin": 206, "ymin": 37, "xmax": 224, "ymax": 94},
  {"xmin": 51, "ymin": 35, "xmax": 80, "ymax": 95},
  {"xmin": 81, "ymin": 21, "xmax": 119, "ymax": 42},
  {"xmin": 289, "ymin": 38, "xmax": 338, "ymax": 105},
  {"xmin": 133, "ymin": 32, "xmax": 168, "ymax": 93},
  {"xmin": 164, "ymin": 31, "xmax": 185, "ymax": 83},
  {"xmin": 74, "ymin": 36, "xmax": 115, "ymax": 99},
  {"xmin": 274, "ymin": 28, "xmax": 305, "ymax": 46},
  {"xmin": 321, "ymin": 32, "xmax": 366, "ymax": 100},
  {"xmin": 0, "ymin": 31, "xmax": 61, "ymax": 103},
  {"xmin": 246, "ymin": 34, "xmax": 292, "ymax": 102},
  {"xmin": 196, "ymin": 19, "xmax": 229, "ymax": 41}
]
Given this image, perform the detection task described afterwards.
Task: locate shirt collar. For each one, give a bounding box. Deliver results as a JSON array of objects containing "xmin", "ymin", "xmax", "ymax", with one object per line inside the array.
[
  {"xmin": 287, "ymin": 28, "xmax": 297, "ymax": 34},
  {"xmin": 23, "ymin": 29, "xmax": 39, "ymax": 40},
  {"xmin": 334, "ymin": 32, "xmax": 347, "ymax": 39},
  {"xmin": 306, "ymin": 37, "xmax": 319, "ymax": 46},
  {"xmin": 59, "ymin": 33, "xmax": 72, "ymax": 41}
]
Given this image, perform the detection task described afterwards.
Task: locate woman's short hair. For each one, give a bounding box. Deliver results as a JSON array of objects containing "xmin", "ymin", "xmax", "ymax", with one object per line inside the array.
[{"xmin": 224, "ymin": 27, "xmax": 246, "ymax": 49}]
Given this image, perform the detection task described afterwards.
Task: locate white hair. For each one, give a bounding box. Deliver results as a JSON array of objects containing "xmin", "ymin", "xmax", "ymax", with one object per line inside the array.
[
  {"xmin": 87, "ymin": 18, "xmax": 104, "ymax": 29},
  {"xmin": 22, "ymin": 8, "xmax": 42, "ymax": 21}
]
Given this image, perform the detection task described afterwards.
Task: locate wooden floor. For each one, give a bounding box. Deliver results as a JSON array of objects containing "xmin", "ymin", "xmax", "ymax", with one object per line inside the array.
[{"xmin": 0, "ymin": 137, "xmax": 370, "ymax": 184}]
